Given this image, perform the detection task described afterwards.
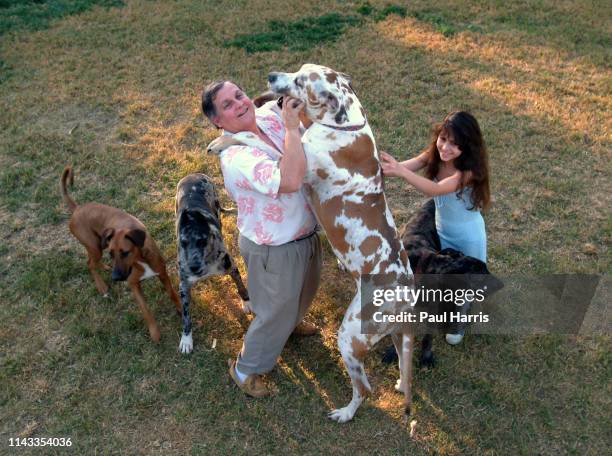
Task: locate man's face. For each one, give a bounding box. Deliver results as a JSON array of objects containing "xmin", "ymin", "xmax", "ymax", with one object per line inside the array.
[{"xmin": 212, "ymin": 82, "xmax": 256, "ymax": 133}]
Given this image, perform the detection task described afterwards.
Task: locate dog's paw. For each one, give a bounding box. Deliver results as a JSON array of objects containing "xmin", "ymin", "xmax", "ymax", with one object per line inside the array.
[
  {"xmin": 179, "ymin": 333, "xmax": 193, "ymax": 354},
  {"xmin": 394, "ymin": 378, "xmax": 406, "ymax": 394},
  {"xmin": 328, "ymin": 406, "xmax": 356, "ymax": 423},
  {"xmin": 241, "ymin": 299, "xmax": 252, "ymax": 315},
  {"xmin": 419, "ymin": 351, "xmax": 435, "ymax": 368}
]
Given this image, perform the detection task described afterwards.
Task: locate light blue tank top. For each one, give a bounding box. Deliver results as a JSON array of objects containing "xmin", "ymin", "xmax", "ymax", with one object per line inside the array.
[{"xmin": 434, "ymin": 187, "xmax": 487, "ymax": 262}]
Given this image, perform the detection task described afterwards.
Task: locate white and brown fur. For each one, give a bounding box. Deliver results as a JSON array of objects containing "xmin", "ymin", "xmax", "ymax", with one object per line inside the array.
[
  {"xmin": 60, "ymin": 166, "xmax": 181, "ymax": 342},
  {"xmin": 267, "ymin": 64, "xmax": 416, "ymax": 423}
]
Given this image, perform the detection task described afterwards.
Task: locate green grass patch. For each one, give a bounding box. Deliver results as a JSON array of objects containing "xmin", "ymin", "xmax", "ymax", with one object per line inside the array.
[
  {"xmin": 0, "ymin": 0, "xmax": 123, "ymax": 35},
  {"xmin": 411, "ymin": 9, "xmax": 483, "ymax": 37},
  {"xmin": 224, "ymin": 4, "xmax": 409, "ymax": 53},
  {"xmin": 224, "ymin": 13, "xmax": 363, "ymax": 53},
  {"xmin": 0, "ymin": 58, "xmax": 11, "ymax": 83}
]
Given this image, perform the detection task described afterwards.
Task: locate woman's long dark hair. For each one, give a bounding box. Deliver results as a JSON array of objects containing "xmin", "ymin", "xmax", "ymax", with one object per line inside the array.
[{"xmin": 424, "ymin": 111, "xmax": 490, "ymax": 211}]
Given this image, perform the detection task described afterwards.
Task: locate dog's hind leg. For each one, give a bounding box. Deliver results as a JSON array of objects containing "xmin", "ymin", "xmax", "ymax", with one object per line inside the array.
[
  {"xmin": 84, "ymin": 246, "xmax": 109, "ymax": 297},
  {"xmin": 391, "ymin": 333, "xmax": 405, "ymax": 392},
  {"xmin": 158, "ymin": 268, "xmax": 181, "ymax": 314},
  {"xmin": 329, "ymin": 294, "xmax": 385, "ymax": 423},
  {"xmin": 127, "ymin": 278, "xmax": 161, "ymax": 342},
  {"xmin": 391, "ymin": 333, "xmax": 415, "ymax": 415},
  {"xmin": 400, "ymin": 333, "xmax": 414, "ymax": 417},
  {"xmin": 178, "ymin": 278, "xmax": 193, "ymax": 354}
]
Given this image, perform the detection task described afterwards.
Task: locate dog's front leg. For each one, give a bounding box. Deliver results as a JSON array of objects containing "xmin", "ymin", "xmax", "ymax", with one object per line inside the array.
[
  {"xmin": 178, "ymin": 278, "xmax": 193, "ymax": 354},
  {"xmin": 127, "ymin": 278, "xmax": 161, "ymax": 342}
]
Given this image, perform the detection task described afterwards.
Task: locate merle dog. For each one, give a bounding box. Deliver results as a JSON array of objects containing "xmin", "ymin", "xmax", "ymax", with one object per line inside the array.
[
  {"xmin": 383, "ymin": 199, "xmax": 503, "ymax": 368},
  {"xmin": 176, "ymin": 173, "xmax": 250, "ymax": 354}
]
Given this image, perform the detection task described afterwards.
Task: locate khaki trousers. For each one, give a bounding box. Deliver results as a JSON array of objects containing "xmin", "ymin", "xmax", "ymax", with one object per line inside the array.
[{"xmin": 236, "ymin": 233, "xmax": 322, "ymax": 375}]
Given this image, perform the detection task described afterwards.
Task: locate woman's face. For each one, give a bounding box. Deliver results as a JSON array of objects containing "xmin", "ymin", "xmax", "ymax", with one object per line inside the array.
[
  {"xmin": 212, "ymin": 82, "xmax": 256, "ymax": 133},
  {"xmin": 436, "ymin": 130, "xmax": 462, "ymax": 162}
]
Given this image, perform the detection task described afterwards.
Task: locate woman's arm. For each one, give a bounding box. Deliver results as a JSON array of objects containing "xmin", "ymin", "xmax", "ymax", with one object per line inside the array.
[
  {"xmin": 380, "ymin": 151, "xmax": 462, "ymax": 196},
  {"xmin": 397, "ymin": 169, "xmax": 462, "ymax": 196},
  {"xmin": 398, "ymin": 151, "xmax": 428, "ymax": 172}
]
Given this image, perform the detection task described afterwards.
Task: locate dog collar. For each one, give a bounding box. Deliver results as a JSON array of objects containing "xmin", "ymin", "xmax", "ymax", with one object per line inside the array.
[{"xmin": 318, "ymin": 120, "xmax": 367, "ymax": 131}]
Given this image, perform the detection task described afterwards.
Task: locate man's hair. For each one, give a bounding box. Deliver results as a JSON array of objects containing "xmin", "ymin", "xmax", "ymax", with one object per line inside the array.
[{"xmin": 201, "ymin": 80, "xmax": 228, "ymax": 123}]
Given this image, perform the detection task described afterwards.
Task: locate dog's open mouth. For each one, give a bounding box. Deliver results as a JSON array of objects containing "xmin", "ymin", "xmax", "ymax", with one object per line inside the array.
[{"xmin": 276, "ymin": 97, "xmax": 302, "ymax": 109}]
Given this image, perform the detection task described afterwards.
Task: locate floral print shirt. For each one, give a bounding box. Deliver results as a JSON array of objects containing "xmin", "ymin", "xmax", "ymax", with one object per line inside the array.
[{"xmin": 219, "ymin": 101, "xmax": 317, "ymax": 245}]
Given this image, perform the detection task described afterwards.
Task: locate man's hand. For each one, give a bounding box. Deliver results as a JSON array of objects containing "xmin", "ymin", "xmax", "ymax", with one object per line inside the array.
[
  {"xmin": 281, "ymin": 97, "xmax": 305, "ymax": 131},
  {"xmin": 278, "ymin": 97, "xmax": 307, "ymax": 193}
]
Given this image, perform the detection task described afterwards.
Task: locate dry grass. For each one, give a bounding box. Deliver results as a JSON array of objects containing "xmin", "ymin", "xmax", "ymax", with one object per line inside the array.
[{"xmin": 0, "ymin": 0, "xmax": 610, "ymax": 454}]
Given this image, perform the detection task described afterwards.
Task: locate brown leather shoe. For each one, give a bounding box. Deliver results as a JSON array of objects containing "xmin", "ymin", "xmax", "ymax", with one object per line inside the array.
[
  {"xmin": 228, "ymin": 359, "xmax": 270, "ymax": 398},
  {"xmin": 292, "ymin": 321, "xmax": 318, "ymax": 337}
]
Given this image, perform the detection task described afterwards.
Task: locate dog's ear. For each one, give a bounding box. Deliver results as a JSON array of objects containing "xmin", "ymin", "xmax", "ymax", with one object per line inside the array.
[
  {"xmin": 100, "ymin": 228, "xmax": 114, "ymax": 250},
  {"xmin": 126, "ymin": 229, "xmax": 146, "ymax": 248},
  {"xmin": 252, "ymin": 91, "xmax": 277, "ymax": 108},
  {"xmin": 339, "ymin": 72, "xmax": 355, "ymax": 93},
  {"xmin": 339, "ymin": 72, "xmax": 352, "ymax": 85}
]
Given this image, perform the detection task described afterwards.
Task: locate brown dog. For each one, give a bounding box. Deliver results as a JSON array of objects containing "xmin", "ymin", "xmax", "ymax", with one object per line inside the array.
[{"xmin": 60, "ymin": 166, "xmax": 181, "ymax": 342}]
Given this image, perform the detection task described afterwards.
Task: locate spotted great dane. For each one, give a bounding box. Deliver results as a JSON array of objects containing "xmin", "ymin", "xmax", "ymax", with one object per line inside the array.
[
  {"xmin": 175, "ymin": 173, "xmax": 250, "ymax": 354},
  {"xmin": 207, "ymin": 65, "xmax": 416, "ymax": 422},
  {"xmin": 266, "ymin": 64, "xmax": 416, "ymax": 422}
]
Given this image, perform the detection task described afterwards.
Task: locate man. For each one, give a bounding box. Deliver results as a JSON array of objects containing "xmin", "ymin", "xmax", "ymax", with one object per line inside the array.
[{"xmin": 202, "ymin": 81, "xmax": 322, "ymax": 397}]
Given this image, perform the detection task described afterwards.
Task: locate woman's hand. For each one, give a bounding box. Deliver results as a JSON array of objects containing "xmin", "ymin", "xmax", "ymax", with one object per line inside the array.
[
  {"xmin": 281, "ymin": 97, "xmax": 305, "ymax": 132},
  {"xmin": 380, "ymin": 151, "xmax": 406, "ymax": 178}
]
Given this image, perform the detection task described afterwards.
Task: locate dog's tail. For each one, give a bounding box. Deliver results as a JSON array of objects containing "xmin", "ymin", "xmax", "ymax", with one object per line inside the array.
[{"xmin": 60, "ymin": 166, "xmax": 77, "ymax": 213}]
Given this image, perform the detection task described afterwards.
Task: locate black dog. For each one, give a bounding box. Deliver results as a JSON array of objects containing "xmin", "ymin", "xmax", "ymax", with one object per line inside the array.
[
  {"xmin": 382, "ymin": 199, "xmax": 503, "ymax": 367},
  {"xmin": 176, "ymin": 173, "xmax": 250, "ymax": 354}
]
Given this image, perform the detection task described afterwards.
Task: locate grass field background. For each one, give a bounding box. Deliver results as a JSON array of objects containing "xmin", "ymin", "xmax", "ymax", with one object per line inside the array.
[{"xmin": 0, "ymin": 0, "xmax": 610, "ymax": 454}]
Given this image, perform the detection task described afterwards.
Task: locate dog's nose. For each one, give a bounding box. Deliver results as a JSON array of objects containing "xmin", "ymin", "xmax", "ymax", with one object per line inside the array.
[
  {"xmin": 190, "ymin": 264, "xmax": 202, "ymax": 274},
  {"xmin": 111, "ymin": 270, "xmax": 127, "ymax": 282},
  {"xmin": 268, "ymin": 73, "xmax": 278, "ymax": 84}
]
